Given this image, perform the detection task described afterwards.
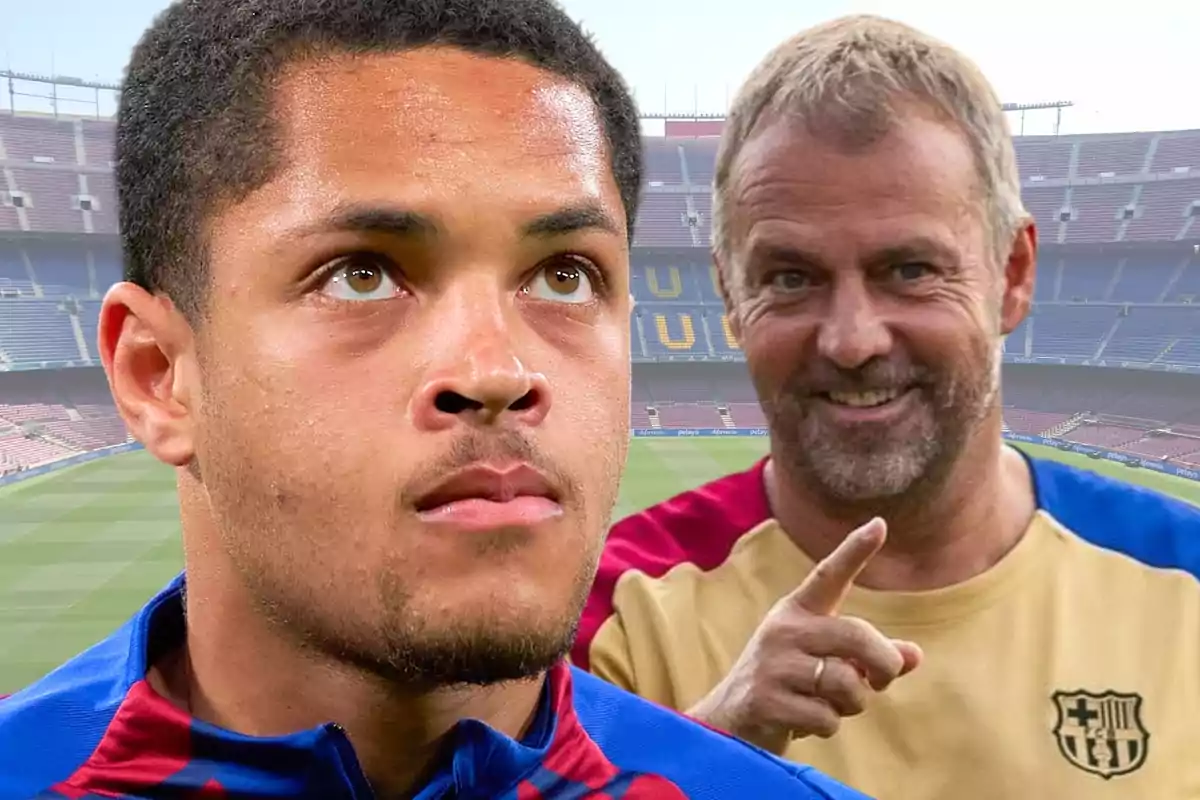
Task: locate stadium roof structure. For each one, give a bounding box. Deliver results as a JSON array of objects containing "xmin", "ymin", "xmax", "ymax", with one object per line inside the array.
[
  {"xmin": 3, "ymin": 68, "xmax": 1075, "ymax": 133},
  {"xmin": 1, "ymin": 70, "xmax": 120, "ymax": 119},
  {"xmin": 640, "ymin": 100, "xmax": 1073, "ymax": 118},
  {"xmin": 640, "ymin": 100, "xmax": 1075, "ymax": 136}
]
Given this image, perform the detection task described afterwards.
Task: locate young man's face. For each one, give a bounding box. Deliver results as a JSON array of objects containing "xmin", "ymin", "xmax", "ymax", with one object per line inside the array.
[{"xmin": 136, "ymin": 48, "xmax": 631, "ymax": 683}]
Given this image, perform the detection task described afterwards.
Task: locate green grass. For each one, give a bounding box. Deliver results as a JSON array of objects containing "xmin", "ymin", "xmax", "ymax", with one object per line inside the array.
[{"xmin": 1, "ymin": 438, "xmax": 1197, "ymax": 694}]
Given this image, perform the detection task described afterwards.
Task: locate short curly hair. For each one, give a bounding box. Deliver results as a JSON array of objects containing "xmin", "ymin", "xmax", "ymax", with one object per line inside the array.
[{"xmin": 116, "ymin": 0, "xmax": 643, "ymax": 319}]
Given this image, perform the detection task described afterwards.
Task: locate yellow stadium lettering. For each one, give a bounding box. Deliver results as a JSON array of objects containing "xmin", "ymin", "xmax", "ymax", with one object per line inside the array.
[
  {"xmin": 655, "ymin": 313, "xmax": 696, "ymax": 350},
  {"xmin": 720, "ymin": 315, "xmax": 740, "ymax": 350},
  {"xmin": 708, "ymin": 265, "xmax": 722, "ymax": 298},
  {"xmin": 646, "ymin": 266, "xmax": 683, "ymax": 299}
]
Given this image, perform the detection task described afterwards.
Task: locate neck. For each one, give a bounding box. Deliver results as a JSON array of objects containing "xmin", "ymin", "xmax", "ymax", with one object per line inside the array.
[
  {"xmin": 153, "ymin": 533, "xmax": 544, "ymax": 798},
  {"xmin": 768, "ymin": 418, "xmax": 1037, "ymax": 591}
]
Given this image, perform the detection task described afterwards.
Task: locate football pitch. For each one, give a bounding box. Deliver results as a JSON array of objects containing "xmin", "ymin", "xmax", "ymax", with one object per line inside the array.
[{"xmin": 1, "ymin": 437, "xmax": 1198, "ymax": 694}]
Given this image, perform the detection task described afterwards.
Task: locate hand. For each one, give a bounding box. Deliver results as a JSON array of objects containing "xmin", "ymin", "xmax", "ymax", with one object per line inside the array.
[{"xmin": 686, "ymin": 518, "xmax": 923, "ymax": 753}]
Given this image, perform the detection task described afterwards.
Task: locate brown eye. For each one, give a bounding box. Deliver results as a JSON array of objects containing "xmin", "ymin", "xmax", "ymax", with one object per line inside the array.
[
  {"xmin": 345, "ymin": 264, "xmax": 383, "ymax": 294},
  {"xmin": 524, "ymin": 258, "xmax": 596, "ymax": 304},
  {"xmin": 546, "ymin": 264, "xmax": 582, "ymax": 295},
  {"xmin": 320, "ymin": 257, "xmax": 403, "ymax": 302}
]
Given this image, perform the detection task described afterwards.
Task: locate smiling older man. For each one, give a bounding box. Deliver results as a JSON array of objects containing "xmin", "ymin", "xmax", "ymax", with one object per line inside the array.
[{"xmin": 575, "ymin": 15, "xmax": 1200, "ymax": 800}]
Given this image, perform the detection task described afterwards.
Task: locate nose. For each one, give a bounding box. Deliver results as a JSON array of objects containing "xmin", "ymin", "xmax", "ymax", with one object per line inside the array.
[
  {"xmin": 410, "ymin": 312, "xmax": 552, "ymax": 433},
  {"xmin": 816, "ymin": 277, "xmax": 893, "ymax": 369}
]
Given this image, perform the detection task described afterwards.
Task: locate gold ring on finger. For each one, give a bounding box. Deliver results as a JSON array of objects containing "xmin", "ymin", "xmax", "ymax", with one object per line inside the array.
[{"xmin": 812, "ymin": 656, "xmax": 828, "ymax": 692}]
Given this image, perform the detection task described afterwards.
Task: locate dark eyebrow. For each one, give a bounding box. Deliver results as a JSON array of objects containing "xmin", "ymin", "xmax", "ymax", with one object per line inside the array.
[
  {"xmin": 521, "ymin": 202, "xmax": 622, "ymax": 238},
  {"xmin": 287, "ymin": 203, "xmax": 442, "ymax": 242},
  {"xmin": 284, "ymin": 201, "xmax": 618, "ymax": 243}
]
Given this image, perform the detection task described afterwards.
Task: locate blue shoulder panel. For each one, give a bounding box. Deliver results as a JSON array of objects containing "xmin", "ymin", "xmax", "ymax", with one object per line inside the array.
[
  {"xmin": 568, "ymin": 667, "xmax": 872, "ymax": 799},
  {"xmin": 1028, "ymin": 456, "xmax": 1200, "ymax": 580},
  {"xmin": 0, "ymin": 617, "xmax": 135, "ymax": 796},
  {"xmin": 0, "ymin": 576, "xmax": 177, "ymax": 797}
]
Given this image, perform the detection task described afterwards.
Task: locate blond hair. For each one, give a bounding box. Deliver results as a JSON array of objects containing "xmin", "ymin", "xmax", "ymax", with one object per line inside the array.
[{"xmin": 711, "ymin": 15, "xmax": 1026, "ymax": 265}]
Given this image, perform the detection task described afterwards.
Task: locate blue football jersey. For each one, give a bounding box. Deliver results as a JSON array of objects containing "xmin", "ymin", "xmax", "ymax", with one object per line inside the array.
[{"xmin": 0, "ymin": 575, "xmax": 871, "ymax": 799}]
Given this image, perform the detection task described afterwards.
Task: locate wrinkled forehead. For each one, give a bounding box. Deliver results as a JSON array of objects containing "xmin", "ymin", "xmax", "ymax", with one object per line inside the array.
[{"xmin": 726, "ymin": 112, "xmax": 984, "ymax": 267}]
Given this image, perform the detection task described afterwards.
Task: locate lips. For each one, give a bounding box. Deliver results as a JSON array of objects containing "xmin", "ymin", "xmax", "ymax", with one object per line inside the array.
[
  {"xmin": 823, "ymin": 388, "xmax": 906, "ymax": 408},
  {"xmin": 809, "ymin": 385, "xmax": 924, "ymax": 426},
  {"xmin": 413, "ymin": 464, "xmax": 559, "ymax": 513}
]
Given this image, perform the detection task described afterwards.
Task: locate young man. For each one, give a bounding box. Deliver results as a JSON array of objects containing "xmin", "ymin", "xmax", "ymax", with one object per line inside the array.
[
  {"xmin": 576, "ymin": 15, "xmax": 1200, "ymax": 800},
  {"xmin": 0, "ymin": 1, "xmax": 868, "ymax": 798}
]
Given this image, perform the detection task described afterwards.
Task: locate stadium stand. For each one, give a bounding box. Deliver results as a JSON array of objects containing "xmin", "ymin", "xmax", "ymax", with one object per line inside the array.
[
  {"xmin": 629, "ymin": 362, "xmax": 1200, "ymax": 469},
  {"xmin": 0, "ymin": 368, "xmax": 129, "ymax": 476},
  {"xmin": 2, "ymin": 112, "xmax": 1200, "ymax": 475},
  {"xmin": 4, "ymin": 115, "xmax": 1200, "ymax": 244}
]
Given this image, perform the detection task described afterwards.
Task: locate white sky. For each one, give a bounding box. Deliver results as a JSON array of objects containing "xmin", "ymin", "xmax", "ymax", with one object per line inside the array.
[{"xmin": 2, "ymin": 0, "xmax": 1197, "ymax": 135}]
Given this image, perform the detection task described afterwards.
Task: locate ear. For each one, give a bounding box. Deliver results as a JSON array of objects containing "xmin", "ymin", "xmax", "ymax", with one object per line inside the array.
[
  {"xmin": 99, "ymin": 282, "xmax": 198, "ymax": 468},
  {"xmin": 712, "ymin": 250, "xmax": 742, "ymax": 341},
  {"xmin": 999, "ymin": 221, "xmax": 1037, "ymax": 336}
]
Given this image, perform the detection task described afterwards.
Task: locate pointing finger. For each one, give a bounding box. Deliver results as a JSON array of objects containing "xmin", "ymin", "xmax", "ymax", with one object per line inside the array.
[{"xmin": 789, "ymin": 518, "xmax": 886, "ymax": 615}]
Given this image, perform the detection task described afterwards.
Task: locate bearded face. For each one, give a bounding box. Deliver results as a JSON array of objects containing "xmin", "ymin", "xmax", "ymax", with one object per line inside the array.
[
  {"xmin": 722, "ymin": 109, "xmax": 1027, "ymax": 508},
  {"xmin": 760, "ymin": 338, "xmax": 1001, "ymax": 503}
]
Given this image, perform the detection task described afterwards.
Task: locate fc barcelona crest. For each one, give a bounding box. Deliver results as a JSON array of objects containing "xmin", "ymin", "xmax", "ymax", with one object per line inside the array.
[{"xmin": 1051, "ymin": 690, "xmax": 1149, "ymax": 779}]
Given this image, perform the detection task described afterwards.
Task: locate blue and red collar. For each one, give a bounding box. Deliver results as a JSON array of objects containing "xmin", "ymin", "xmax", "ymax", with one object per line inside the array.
[{"xmin": 42, "ymin": 573, "xmax": 610, "ymax": 798}]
